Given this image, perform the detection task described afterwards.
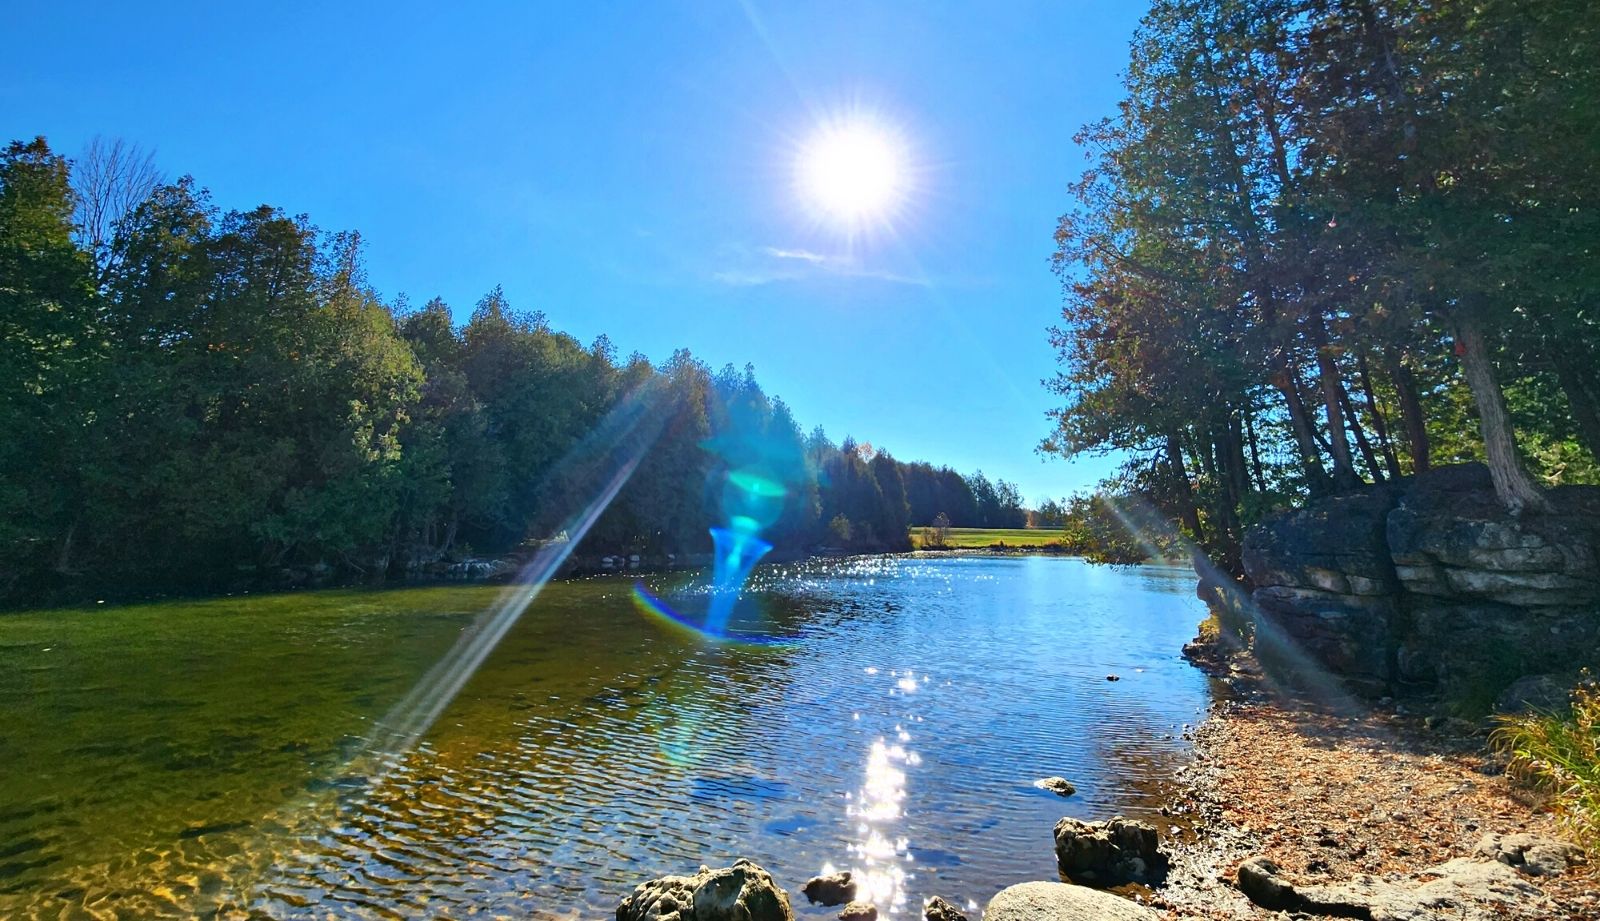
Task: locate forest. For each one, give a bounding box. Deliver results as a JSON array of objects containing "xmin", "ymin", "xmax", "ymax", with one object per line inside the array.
[
  {"xmin": 1045, "ymin": 0, "xmax": 1600, "ymax": 573},
  {"xmin": 0, "ymin": 137, "xmax": 1026, "ymax": 602}
]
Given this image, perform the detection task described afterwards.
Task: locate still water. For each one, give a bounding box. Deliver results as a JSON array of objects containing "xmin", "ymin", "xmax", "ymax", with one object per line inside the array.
[{"xmin": 0, "ymin": 554, "xmax": 1211, "ymax": 919}]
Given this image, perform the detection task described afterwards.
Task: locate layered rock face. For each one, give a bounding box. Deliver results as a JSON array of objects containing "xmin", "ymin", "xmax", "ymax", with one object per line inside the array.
[{"xmin": 1236, "ymin": 464, "xmax": 1600, "ymax": 705}]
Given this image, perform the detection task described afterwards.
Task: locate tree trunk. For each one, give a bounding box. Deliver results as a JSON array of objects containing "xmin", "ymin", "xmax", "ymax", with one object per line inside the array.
[
  {"xmin": 55, "ymin": 517, "xmax": 79, "ymax": 575},
  {"xmin": 1271, "ymin": 360, "xmax": 1331, "ymax": 493},
  {"xmin": 1385, "ymin": 350, "xmax": 1431, "ymax": 474},
  {"xmin": 1338, "ymin": 385, "xmax": 1386, "ymax": 483},
  {"xmin": 1551, "ymin": 351, "xmax": 1600, "ymax": 466},
  {"xmin": 1454, "ymin": 313, "xmax": 1549, "ymax": 514},
  {"xmin": 1225, "ymin": 414, "xmax": 1250, "ymax": 502},
  {"xmin": 1165, "ymin": 431, "xmax": 1205, "ymax": 542},
  {"xmin": 1208, "ymin": 429, "xmax": 1244, "ymax": 574},
  {"xmin": 1357, "ymin": 349, "xmax": 1404, "ymax": 479},
  {"xmin": 1311, "ymin": 319, "xmax": 1363, "ymax": 491},
  {"xmin": 1244, "ymin": 409, "xmax": 1267, "ymax": 493}
]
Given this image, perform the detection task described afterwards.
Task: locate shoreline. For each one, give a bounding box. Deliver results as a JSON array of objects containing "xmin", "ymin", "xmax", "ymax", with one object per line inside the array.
[{"xmin": 1153, "ymin": 648, "xmax": 1597, "ymax": 920}]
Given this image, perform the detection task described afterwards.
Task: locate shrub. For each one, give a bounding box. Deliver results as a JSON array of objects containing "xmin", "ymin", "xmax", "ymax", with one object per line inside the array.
[{"xmin": 1493, "ymin": 671, "xmax": 1600, "ymax": 854}]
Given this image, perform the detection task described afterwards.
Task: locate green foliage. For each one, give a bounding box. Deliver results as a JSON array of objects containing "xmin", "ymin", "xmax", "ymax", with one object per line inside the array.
[
  {"xmin": 1494, "ymin": 674, "xmax": 1600, "ymax": 855},
  {"xmin": 827, "ymin": 513, "xmax": 853, "ymax": 546},
  {"xmin": 1046, "ymin": 0, "xmax": 1600, "ymax": 564},
  {"xmin": 0, "ymin": 137, "xmax": 1015, "ymax": 601}
]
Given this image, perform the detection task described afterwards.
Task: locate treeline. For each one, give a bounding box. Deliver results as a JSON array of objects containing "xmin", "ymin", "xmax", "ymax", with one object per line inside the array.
[
  {"xmin": 1046, "ymin": 0, "xmax": 1600, "ymax": 573},
  {"xmin": 0, "ymin": 137, "xmax": 1021, "ymax": 602}
]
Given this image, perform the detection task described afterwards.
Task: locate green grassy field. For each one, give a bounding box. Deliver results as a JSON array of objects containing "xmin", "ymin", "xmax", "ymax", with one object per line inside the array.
[{"xmin": 908, "ymin": 526, "xmax": 1068, "ymax": 549}]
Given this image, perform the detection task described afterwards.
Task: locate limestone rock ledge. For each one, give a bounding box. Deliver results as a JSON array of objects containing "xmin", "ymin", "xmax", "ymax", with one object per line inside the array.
[{"xmin": 1235, "ymin": 463, "xmax": 1600, "ymax": 704}]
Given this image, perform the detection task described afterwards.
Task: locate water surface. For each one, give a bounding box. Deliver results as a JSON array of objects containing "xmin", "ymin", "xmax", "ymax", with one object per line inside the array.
[{"xmin": 0, "ymin": 554, "xmax": 1210, "ymax": 918}]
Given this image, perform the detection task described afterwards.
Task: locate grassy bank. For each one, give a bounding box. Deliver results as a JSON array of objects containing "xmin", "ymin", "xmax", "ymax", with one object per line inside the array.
[{"xmin": 908, "ymin": 527, "xmax": 1068, "ymax": 550}]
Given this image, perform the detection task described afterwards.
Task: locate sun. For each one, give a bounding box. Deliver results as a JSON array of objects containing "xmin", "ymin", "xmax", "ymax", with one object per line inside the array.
[{"xmin": 795, "ymin": 119, "xmax": 908, "ymax": 229}]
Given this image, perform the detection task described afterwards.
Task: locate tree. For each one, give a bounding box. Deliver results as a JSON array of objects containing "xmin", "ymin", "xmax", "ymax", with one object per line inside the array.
[{"xmin": 71, "ymin": 136, "xmax": 161, "ymax": 283}]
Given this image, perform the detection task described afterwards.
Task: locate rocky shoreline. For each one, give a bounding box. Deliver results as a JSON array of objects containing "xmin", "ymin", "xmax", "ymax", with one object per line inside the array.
[{"xmin": 1153, "ymin": 635, "xmax": 1597, "ymax": 920}]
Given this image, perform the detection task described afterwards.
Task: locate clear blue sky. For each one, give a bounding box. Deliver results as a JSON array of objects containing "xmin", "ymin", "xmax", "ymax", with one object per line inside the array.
[{"xmin": 2, "ymin": 1, "xmax": 1142, "ymax": 503}]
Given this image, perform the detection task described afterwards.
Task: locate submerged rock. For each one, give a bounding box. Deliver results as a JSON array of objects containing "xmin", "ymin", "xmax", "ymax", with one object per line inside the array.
[
  {"xmin": 838, "ymin": 901, "xmax": 877, "ymax": 921},
  {"xmin": 922, "ymin": 895, "xmax": 968, "ymax": 921},
  {"xmin": 981, "ymin": 881, "xmax": 1158, "ymax": 921},
  {"xmin": 1033, "ymin": 777, "xmax": 1077, "ymax": 797},
  {"xmin": 801, "ymin": 871, "xmax": 857, "ymax": 906},
  {"xmin": 1052, "ymin": 816, "xmax": 1168, "ymax": 886},
  {"xmin": 617, "ymin": 859, "xmax": 792, "ymax": 921}
]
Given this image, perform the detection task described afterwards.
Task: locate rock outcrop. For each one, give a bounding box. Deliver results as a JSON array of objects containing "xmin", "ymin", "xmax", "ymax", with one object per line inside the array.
[
  {"xmin": 1236, "ymin": 853, "xmax": 1548, "ymax": 921},
  {"xmin": 1052, "ymin": 816, "xmax": 1168, "ymax": 886},
  {"xmin": 1236, "ymin": 464, "xmax": 1600, "ymax": 705},
  {"xmin": 1473, "ymin": 832, "xmax": 1587, "ymax": 877},
  {"xmin": 982, "ymin": 881, "xmax": 1159, "ymax": 921},
  {"xmin": 617, "ymin": 860, "xmax": 792, "ymax": 921}
]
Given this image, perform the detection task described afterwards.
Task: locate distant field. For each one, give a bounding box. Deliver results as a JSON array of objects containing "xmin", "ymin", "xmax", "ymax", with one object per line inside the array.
[{"xmin": 908, "ymin": 527, "xmax": 1068, "ymax": 549}]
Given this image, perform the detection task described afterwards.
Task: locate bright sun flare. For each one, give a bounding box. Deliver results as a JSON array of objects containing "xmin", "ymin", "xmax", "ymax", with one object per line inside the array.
[{"xmin": 796, "ymin": 120, "xmax": 907, "ymax": 227}]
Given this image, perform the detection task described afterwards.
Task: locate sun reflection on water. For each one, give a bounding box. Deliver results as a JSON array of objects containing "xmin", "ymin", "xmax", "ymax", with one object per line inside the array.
[{"xmin": 838, "ymin": 688, "xmax": 925, "ymax": 916}]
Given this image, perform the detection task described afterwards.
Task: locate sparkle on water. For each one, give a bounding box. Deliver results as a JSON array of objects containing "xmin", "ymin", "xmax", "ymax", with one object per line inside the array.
[{"xmin": 0, "ymin": 555, "xmax": 1214, "ymax": 919}]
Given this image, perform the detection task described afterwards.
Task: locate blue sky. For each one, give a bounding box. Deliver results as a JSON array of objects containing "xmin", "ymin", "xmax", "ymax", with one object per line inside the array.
[{"xmin": 3, "ymin": 1, "xmax": 1143, "ymax": 503}]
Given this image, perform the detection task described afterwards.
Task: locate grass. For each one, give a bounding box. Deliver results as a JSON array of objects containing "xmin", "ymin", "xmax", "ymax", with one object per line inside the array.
[
  {"xmin": 908, "ymin": 527, "xmax": 1068, "ymax": 550},
  {"xmin": 1493, "ymin": 672, "xmax": 1600, "ymax": 855}
]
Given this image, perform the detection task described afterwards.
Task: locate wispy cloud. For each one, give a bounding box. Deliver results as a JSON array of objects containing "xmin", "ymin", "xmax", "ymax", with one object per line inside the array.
[
  {"xmin": 763, "ymin": 246, "xmax": 828, "ymax": 264},
  {"xmin": 712, "ymin": 243, "xmax": 929, "ymax": 287}
]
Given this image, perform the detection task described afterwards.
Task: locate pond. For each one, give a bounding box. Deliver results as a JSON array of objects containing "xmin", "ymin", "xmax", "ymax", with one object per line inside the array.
[{"xmin": 0, "ymin": 554, "xmax": 1212, "ymax": 919}]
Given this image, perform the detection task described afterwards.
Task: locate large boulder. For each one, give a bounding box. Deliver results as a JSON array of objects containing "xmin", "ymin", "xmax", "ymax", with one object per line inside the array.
[
  {"xmin": 1494, "ymin": 674, "xmax": 1580, "ymax": 716},
  {"xmin": 1052, "ymin": 816, "xmax": 1167, "ymax": 886},
  {"xmin": 617, "ymin": 860, "xmax": 793, "ymax": 921},
  {"xmin": 982, "ymin": 882, "xmax": 1158, "ymax": 921}
]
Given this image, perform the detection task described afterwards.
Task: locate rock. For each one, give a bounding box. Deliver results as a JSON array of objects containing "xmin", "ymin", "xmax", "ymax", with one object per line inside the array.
[
  {"xmin": 1225, "ymin": 464, "xmax": 1600, "ymax": 705},
  {"xmin": 838, "ymin": 902, "xmax": 877, "ymax": 921},
  {"xmin": 981, "ymin": 881, "xmax": 1158, "ymax": 921},
  {"xmin": 801, "ymin": 871, "xmax": 857, "ymax": 906},
  {"xmin": 1473, "ymin": 832, "xmax": 1586, "ymax": 876},
  {"xmin": 617, "ymin": 859, "xmax": 792, "ymax": 921},
  {"xmin": 1033, "ymin": 777, "xmax": 1077, "ymax": 797},
  {"xmin": 1493, "ymin": 674, "xmax": 1575, "ymax": 715},
  {"xmin": 1236, "ymin": 856, "xmax": 1297, "ymax": 911},
  {"xmin": 1052, "ymin": 816, "xmax": 1168, "ymax": 886},
  {"xmin": 923, "ymin": 895, "xmax": 968, "ymax": 921},
  {"xmin": 1234, "ymin": 854, "xmax": 1543, "ymax": 921}
]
